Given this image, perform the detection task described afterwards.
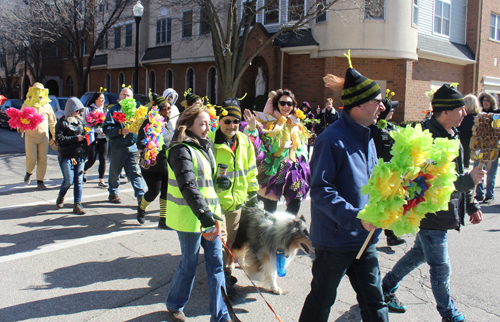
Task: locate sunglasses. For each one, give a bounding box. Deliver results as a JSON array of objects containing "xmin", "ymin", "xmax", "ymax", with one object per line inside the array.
[
  {"xmin": 279, "ymin": 101, "xmax": 294, "ymax": 107},
  {"xmin": 223, "ymin": 119, "xmax": 241, "ymax": 125}
]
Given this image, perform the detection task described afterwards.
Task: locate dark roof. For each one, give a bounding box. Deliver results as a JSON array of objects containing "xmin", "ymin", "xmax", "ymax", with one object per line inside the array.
[
  {"xmin": 417, "ymin": 34, "xmax": 475, "ymax": 62},
  {"xmin": 273, "ymin": 28, "xmax": 319, "ymax": 47},
  {"xmin": 141, "ymin": 45, "xmax": 171, "ymax": 62},
  {"xmin": 92, "ymin": 54, "xmax": 107, "ymax": 66}
]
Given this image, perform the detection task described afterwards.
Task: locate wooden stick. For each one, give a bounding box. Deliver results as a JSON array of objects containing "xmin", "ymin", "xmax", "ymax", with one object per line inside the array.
[
  {"xmin": 356, "ymin": 228, "xmax": 376, "ymax": 259},
  {"xmin": 470, "ymin": 161, "xmax": 484, "ymax": 203}
]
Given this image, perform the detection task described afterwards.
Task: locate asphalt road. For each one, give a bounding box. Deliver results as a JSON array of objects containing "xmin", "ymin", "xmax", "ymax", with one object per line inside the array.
[{"xmin": 0, "ymin": 126, "xmax": 499, "ymax": 322}]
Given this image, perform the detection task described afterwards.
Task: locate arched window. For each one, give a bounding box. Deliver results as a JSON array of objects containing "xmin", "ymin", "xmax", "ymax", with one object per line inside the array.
[
  {"xmin": 166, "ymin": 69, "xmax": 174, "ymax": 89},
  {"xmin": 66, "ymin": 76, "xmax": 73, "ymax": 96},
  {"xmin": 118, "ymin": 72, "xmax": 125, "ymax": 92},
  {"xmin": 186, "ymin": 68, "xmax": 195, "ymax": 92},
  {"xmin": 132, "ymin": 71, "xmax": 136, "ymax": 93},
  {"xmin": 105, "ymin": 73, "xmax": 111, "ymax": 91},
  {"xmin": 207, "ymin": 67, "xmax": 217, "ymax": 104},
  {"xmin": 149, "ymin": 70, "xmax": 156, "ymax": 93}
]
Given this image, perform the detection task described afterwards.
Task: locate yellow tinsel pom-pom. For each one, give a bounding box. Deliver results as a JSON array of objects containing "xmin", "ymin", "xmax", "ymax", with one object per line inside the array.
[
  {"xmin": 222, "ymin": 110, "xmax": 228, "ymax": 116},
  {"xmin": 391, "ymin": 92, "xmax": 395, "ymax": 97},
  {"xmin": 295, "ymin": 109, "xmax": 306, "ymax": 120}
]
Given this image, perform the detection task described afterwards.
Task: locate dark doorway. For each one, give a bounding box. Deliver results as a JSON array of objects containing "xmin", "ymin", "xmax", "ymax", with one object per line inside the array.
[{"xmin": 45, "ymin": 79, "xmax": 59, "ymax": 96}]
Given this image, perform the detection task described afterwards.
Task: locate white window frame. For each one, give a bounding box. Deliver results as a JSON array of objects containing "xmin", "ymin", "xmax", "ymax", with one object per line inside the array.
[
  {"xmin": 287, "ymin": 0, "xmax": 305, "ymax": 22},
  {"xmin": 315, "ymin": 0, "xmax": 327, "ymax": 24},
  {"xmin": 118, "ymin": 72, "xmax": 125, "ymax": 91},
  {"xmin": 413, "ymin": 0, "xmax": 419, "ymax": 26},
  {"xmin": 149, "ymin": 70, "xmax": 156, "ymax": 93},
  {"xmin": 182, "ymin": 10, "xmax": 193, "ymax": 38},
  {"xmin": 264, "ymin": 0, "xmax": 280, "ymax": 26},
  {"xmin": 156, "ymin": 18, "xmax": 172, "ymax": 44},
  {"xmin": 433, "ymin": 0, "xmax": 451, "ymax": 37},
  {"xmin": 490, "ymin": 13, "xmax": 500, "ymax": 41}
]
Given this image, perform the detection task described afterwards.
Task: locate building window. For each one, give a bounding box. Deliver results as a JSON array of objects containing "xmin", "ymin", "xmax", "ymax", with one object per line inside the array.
[
  {"xmin": 316, "ymin": 0, "xmax": 327, "ymax": 23},
  {"xmin": 207, "ymin": 67, "xmax": 217, "ymax": 104},
  {"xmin": 99, "ymin": 0, "xmax": 108, "ymax": 12},
  {"xmin": 182, "ymin": 10, "xmax": 193, "ymax": 38},
  {"xmin": 434, "ymin": 0, "xmax": 450, "ymax": 36},
  {"xmin": 97, "ymin": 32, "xmax": 108, "ymax": 50},
  {"xmin": 413, "ymin": 0, "xmax": 419, "ymax": 26},
  {"xmin": 156, "ymin": 18, "xmax": 171, "ymax": 44},
  {"xmin": 118, "ymin": 72, "xmax": 124, "ymax": 91},
  {"xmin": 186, "ymin": 68, "xmax": 195, "ymax": 92},
  {"xmin": 288, "ymin": 0, "xmax": 304, "ymax": 21},
  {"xmin": 125, "ymin": 24, "xmax": 132, "ymax": 47},
  {"xmin": 166, "ymin": 70, "xmax": 174, "ymax": 88},
  {"xmin": 364, "ymin": 0, "xmax": 385, "ymax": 19},
  {"xmin": 200, "ymin": 7, "xmax": 211, "ymax": 35},
  {"xmin": 105, "ymin": 73, "xmax": 111, "ymax": 91},
  {"xmin": 114, "ymin": 27, "xmax": 121, "ymax": 48},
  {"xmin": 82, "ymin": 39, "xmax": 88, "ymax": 55},
  {"xmin": 66, "ymin": 76, "xmax": 73, "ymax": 96},
  {"xmin": 490, "ymin": 13, "xmax": 500, "ymax": 41},
  {"xmin": 265, "ymin": 0, "xmax": 279, "ymax": 25},
  {"xmin": 149, "ymin": 70, "xmax": 156, "ymax": 93}
]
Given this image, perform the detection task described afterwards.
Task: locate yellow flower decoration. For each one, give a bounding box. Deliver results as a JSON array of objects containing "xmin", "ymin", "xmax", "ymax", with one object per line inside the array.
[{"xmin": 295, "ymin": 109, "xmax": 306, "ymax": 120}]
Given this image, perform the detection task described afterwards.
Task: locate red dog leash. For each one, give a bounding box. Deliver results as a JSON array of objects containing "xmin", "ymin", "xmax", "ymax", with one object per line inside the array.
[{"xmin": 218, "ymin": 236, "xmax": 284, "ymax": 322}]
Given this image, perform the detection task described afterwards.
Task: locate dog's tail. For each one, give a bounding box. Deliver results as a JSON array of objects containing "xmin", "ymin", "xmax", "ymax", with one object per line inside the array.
[{"xmin": 221, "ymin": 286, "xmax": 241, "ymax": 322}]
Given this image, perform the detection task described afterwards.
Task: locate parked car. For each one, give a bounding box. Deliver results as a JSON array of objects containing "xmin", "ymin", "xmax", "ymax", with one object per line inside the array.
[
  {"xmin": 48, "ymin": 95, "xmax": 64, "ymax": 120},
  {"xmin": 79, "ymin": 92, "xmax": 150, "ymax": 108},
  {"xmin": 0, "ymin": 99, "xmax": 25, "ymax": 130}
]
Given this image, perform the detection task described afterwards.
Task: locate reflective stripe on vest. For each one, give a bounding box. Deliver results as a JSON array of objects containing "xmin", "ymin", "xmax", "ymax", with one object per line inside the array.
[{"xmin": 166, "ymin": 144, "xmax": 221, "ymax": 232}]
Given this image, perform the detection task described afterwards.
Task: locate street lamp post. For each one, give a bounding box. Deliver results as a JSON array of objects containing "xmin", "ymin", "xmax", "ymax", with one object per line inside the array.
[
  {"xmin": 133, "ymin": 1, "xmax": 144, "ymax": 95},
  {"xmin": 23, "ymin": 39, "xmax": 29, "ymax": 99}
]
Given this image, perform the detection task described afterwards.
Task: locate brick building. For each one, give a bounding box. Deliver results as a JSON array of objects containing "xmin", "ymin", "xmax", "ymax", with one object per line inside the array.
[{"xmin": 9, "ymin": 0, "xmax": 500, "ymax": 122}]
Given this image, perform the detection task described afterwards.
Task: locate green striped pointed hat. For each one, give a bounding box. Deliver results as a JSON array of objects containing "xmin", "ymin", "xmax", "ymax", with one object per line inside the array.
[
  {"xmin": 341, "ymin": 50, "xmax": 381, "ymax": 110},
  {"xmin": 431, "ymin": 84, "xmax": 464, "ymax": 112}
]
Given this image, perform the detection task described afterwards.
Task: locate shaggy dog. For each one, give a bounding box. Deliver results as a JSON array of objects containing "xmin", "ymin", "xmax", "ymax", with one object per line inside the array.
[{"xmin": 229, "ymin": 207, "xmax": 312, "ymax": 294}]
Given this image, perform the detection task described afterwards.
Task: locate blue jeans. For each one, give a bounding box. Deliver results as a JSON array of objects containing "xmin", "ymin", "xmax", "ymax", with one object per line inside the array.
[
  {"xmin": 299, "ymin": 244, "xmax": 388, "ymax": 322},
  {"xmin": 108, "ymin": 144, "xmax": 144, "ymax": 202},
  {"xmin": 166, "ymin": 231, "xmax": 230, "ymax": 322},
  {"xmin": 383, "ymin": 229, "xmax": 458, "ymax": 319},
  {"xmin": 474, "ymin": 158, "xmax": 498, "ymax": 199},
  {"xmin": 59, "ymin": 157, "xmax": 85, "ymax": 203}
]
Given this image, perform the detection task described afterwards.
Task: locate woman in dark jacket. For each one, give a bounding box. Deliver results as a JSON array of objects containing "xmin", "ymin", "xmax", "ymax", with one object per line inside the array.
[
  {"xmin": 55, "ymin": 98, "xmax": 88, "ymax": 214},
  {"xmin": 136, "ymin": 94, "xmax": 175, "ymax": 225},
  {"xmin": 457, "ymin": 94, "xmax": 481, "ymax": 168},
  {"xmin": 164, "ymin": 105, "xmax": 231, "ymax": 322}
]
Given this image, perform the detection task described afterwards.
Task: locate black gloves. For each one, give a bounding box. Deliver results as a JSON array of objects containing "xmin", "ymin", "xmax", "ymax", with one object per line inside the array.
[
  {"xmin": 245, "ymin": 191, "xmax": 259, "ymax": 207},
  {"xmin": 199, "ymin": 211, "xmax": 223, "ymax": 228},
  {"xmin": 215, "ymin": 175, "xmax": 232, "ymax": 191}
]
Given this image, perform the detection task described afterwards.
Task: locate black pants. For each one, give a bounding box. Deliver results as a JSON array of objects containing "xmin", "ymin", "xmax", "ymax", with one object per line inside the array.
[
  {"xmin": 260, "ymin": 196, "xmax": 301, "ymax": 215},
  {"xmin": 84, "ymin": 138, "xmax": 108, "ymax": 178},
  {"xmin": 142, "ymin": 169, "xmax": 168, "ymax": 201}
]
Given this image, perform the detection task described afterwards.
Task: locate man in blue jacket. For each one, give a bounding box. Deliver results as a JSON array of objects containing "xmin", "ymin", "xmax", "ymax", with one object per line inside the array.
[
  {"xmin": 299, "ymin": 63, "xmax": 389, "ymax": 322},
  {"xmin": 102, "ymin": 87, "xmax": 144, "ymax": 204}
]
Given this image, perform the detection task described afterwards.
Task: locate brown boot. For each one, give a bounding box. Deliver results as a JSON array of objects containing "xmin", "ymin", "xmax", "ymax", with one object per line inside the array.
[
  {"xmin": 73, "ymin": 203, "xmax": 86, "ymax": 214},
  {"xmin": 56, "ymin": 194, "xmax": 65, "ymax": 208}
]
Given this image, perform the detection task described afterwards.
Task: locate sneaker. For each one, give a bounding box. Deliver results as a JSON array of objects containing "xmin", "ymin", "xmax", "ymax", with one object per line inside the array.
[
  {"xmin": 137, "ymin": 204, "xmax": 146, "ymax": 224},
  {"xmin": 24, "ymin": 172, "xmax": 32, "ymax": 185},
  {"xmin": 37, "ymin": 181, "xmax": 47, "ymax": 190},
  {"xmin": 225, "ymin": 270, "xmax": 238, "ymax": 285},
  {"xmin": 98, "ymin": 181, "xmax": 108, "ymax": 188},
  {"xmin": 108, "ymin": 194, "xmax": 121, "ymax": 203},
  {"xmin": 483, "ymin": 197, "xmax": 494, "ymax": 205},
  {"xmin": 167, "ymin": 310, "xmax": 186, "ymax": 322},
  {"xmin": 442, "ymin": 312, "xmax": 466, "ymax": 322},
  {"xmin": 383, "ymin": 284, "xmax": 406, "ymax": 313},
  {"xmin": 56, "ymin": 194, "xmax": 65, "ymax": 208},
  {"xmin": 73, "ymin": 203, "xmax": 86, "ymax": 214},
  {"xmin": 387, "ymin": 235, "xmax": 406, "ymax": 246},
  {"xmin": 475, "ymin": 196, "xmax": 484, "ymax": 202}
]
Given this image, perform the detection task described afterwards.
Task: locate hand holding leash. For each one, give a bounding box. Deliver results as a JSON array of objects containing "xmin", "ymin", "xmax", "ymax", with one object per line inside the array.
[{"xmin": 199, "ymin": 211, "xmax": 222, "ymax": 228}]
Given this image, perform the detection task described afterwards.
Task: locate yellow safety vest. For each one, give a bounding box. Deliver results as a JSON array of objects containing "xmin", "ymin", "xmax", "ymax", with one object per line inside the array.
[{"xmin": 166, "ymin": 143, "xmax": 221, "ymax": 232}]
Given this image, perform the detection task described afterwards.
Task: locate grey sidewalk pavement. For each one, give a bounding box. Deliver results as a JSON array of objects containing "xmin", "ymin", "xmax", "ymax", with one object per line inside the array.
[{"xmin": 0, "ymin": 127, "xmax": 499, "ymax": 322}]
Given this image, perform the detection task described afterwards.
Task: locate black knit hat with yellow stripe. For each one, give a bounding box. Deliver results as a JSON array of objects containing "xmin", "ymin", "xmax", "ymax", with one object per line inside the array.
[
  {"xmin": 431, "ymin": 83, "xmax": 464, "ymax": 112},
  {"xmin": 220, "ymin": 98, "xmax": 241, "ymax": 120},
  {"xmin": 323, "ymin": 50, "xmax": 381, "ymax": 110}
]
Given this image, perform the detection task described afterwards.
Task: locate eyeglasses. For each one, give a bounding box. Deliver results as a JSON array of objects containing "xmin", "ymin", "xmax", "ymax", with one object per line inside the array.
[
  {"xmin": 279, "ymin": 101, "xmax": 294, "ymax": 107},
  {"xmin": 223, "ymin": 119, "xmax": 240, "ymax": 125}
]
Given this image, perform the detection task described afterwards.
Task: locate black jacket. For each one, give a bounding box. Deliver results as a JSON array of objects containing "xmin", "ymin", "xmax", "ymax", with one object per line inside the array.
[
  {"xmin": 316, "ymin": 108, "xmax": 339, "ymax": 136},
  {"xmin": 419, "ymin": 117, "xmax": 480, "ymax": 230},
  {"xmin": 167, "ymin": 130, "xmax": 216, "ymax": 219},
  {"xmin": 137, "ymin": 118, "xmax": 174, "ymax": 173},
  {"xmin": 55, "ymin": 116, "xmax": 87, "ymax": 160},
  {"xmin": 374, "ymin": 122, "xmax": 395, "ymax": 162}
]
